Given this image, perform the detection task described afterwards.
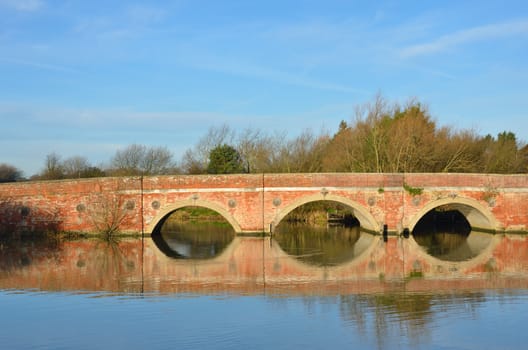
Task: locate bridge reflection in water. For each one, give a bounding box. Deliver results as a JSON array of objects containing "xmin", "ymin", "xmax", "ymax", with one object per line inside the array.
[
  {"xmin": 1, "ymin": 224, "xmax": 528, "ymax": 295},
  {"xmin": 412, "ymin": 207, "xmax": 494, "ymax": 262}
]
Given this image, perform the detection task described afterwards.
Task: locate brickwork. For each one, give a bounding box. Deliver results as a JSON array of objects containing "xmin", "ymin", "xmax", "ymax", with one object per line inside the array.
[{"xmin": 0, "ymin": 173, "xmax": 527, "ymax": 235}]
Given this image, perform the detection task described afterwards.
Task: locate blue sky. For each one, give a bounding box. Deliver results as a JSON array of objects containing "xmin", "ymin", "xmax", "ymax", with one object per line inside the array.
[{"xmin": 1, "ymin": 0, "xmax": 527, "ymax": 176}]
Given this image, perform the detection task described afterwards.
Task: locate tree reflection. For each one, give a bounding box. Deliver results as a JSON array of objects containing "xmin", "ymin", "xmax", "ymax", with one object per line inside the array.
[
  {"xmin": 89, "ymin": 239, "xmax": 141, "ymax": 292},
  {"xmin": 338, "ymin": 291, "xmax": 486, "ymax": 348},
  {"xmin": 0, "ymin": 236, "xmax": 142, "ymax": 292},
  {"xmin": 273, "ymin": 223, "xmax": 368, "ymax": 266},
  {"xmin": 0, "ymin": 233, "xmax": 62, "ymax": 272}
]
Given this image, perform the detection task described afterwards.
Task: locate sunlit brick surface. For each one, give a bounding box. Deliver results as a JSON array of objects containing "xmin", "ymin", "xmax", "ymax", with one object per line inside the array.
[{"xmin": 1, "ymin": 173, "xmax": 527, "ymax": 234}]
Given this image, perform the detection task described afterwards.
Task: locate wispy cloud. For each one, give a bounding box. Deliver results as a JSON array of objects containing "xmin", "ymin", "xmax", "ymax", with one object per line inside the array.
[
  {"xmin": 0, "ymin": 0, "xmax": 44, "ymax": 12},
  {"xmin": 400, "ymin": 19, "xmax": 528, "ymax": 58},
  {"xmin": 182, "ymin": 52, "xmax": 367, "ymax": 94},
  {"xmin": 73, "ymin": 4, "xmax": 167, "ymax": 40},
  {"xmin": 0, "ymin": 57, "xmax": 80, "ymax": 73},
  {"xmin": 266, "ymin": 18, "xmax": 362, "ymax": 43},
  {"xmin": 0, "ymin": 103, "xmax": 242, "ymax": 133},
  {"xmin": 221, "ymin": 62, "xmax": 363, "ymax": 94}
]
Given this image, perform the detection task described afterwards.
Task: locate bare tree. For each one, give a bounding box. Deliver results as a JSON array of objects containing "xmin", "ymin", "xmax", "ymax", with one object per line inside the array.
[
  {"xmin": 353, "ymin": 94, "xmax": 391, "ymax": 172},
  {"xmin": 436, "ymin": 128, "xmax": 482, "ymax": 172},
  {"xmin": 87, "ymin": 195, "xmax": 126, "ymax": 236},
  {"xmin": 111, "ymin": 144, "xmax": 144, "ymax": 175},
  {"xmin": 236, "ymin": 128, "xmax": 288, "ymax": 173},
  {"xmin": 181, "ymin": 148, "xmax": 206, "ymax": 174},
  {"xmin": 111, "ymin": 144, "xmax": 175, "ymax": 175},
  {"xmin": 272, "ymin": 129, "xmax": 329, "ymax": 173},
  {"xmin": 62, "ymin": 156, "xmax": 90, "ymax": 178},
  {"xmin": 40, "ymin": 152, "xmax": 64, "ymax": 180},
  {"xmin": 237, "ymin": 128, "xmax": 263, "ymax": 173},
  {"xmin": 86, "ymin": 185, "xmax": 132, "ymax": 237},
  {"xmin": 141, "ymin": 146, "xmax": 174, "ymax": 174}
]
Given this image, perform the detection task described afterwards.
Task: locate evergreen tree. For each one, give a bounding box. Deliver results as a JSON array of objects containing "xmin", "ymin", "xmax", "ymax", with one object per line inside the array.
[{"xmin": 207, "ymin": 144, "xmax": 245, "ymax": 174}]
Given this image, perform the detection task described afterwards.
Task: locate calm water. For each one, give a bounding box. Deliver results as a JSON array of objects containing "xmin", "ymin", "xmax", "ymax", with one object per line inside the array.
[{"xmin": 1, "ymin": 224, "xmax": 528, "ymax": 349}]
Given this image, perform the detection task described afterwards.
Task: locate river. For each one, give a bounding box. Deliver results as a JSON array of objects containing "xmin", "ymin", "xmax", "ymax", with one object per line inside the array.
[{"xmin": 1, "ymin": 223, "xmax": 528, "ymax": 349}]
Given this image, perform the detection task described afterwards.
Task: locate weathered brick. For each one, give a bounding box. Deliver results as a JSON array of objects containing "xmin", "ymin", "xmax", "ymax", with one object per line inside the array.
[{"xmin": 0, "ymin": 173, "xmax": 526, "ymax": 234}]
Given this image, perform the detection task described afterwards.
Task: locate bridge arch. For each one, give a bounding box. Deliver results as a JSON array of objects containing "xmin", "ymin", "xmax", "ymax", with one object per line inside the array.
[
  {"xmin": 407, "ymin": 196, "xmax": 499, "ymax": 233},
  {"xmin": 145, "ymin": 199, "xmax": 242, "ymax": 234},
  {"xmin": 272, "ymin": 193, "xmax": 380, "ymax": 233}
]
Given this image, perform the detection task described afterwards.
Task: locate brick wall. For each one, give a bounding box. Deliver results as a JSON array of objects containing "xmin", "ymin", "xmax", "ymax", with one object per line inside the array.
[{"xmin": 1, "ymin": 173, "xmax": 527, "ymax": 235}]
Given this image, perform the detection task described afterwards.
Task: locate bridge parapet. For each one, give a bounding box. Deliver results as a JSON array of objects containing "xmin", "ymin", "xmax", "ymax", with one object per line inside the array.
[{"xmin": 0, "ymin": 173, "xmax": 527, "ymax": 235}]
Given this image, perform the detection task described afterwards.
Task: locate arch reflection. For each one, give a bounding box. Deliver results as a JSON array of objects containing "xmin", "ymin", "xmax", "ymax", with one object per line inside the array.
[
  {"xmin": 152, "ymin": 207, "xmax": 235, "ymax": 259},
  {"xmin": 273, "ymin": 223, "xmax": 376, "ymax": 266},
  {"xmin": 412, "ymin": 206, "xmax": 493, "ymax": 261}
]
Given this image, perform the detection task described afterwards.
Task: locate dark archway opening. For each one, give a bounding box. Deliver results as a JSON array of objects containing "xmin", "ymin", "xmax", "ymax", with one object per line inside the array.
[
  {"xmin": 414, "ymin": 208, "xmax": 471, "ymax": 235},
  {"xmin": 151, "ymin": 206, "xmax": 235, "ymax": 259},
  {"xmin": 412, "ymin": 206, "xmax": 491, "ymax": 261},
  {"xmin": 273, "ymin": 201, "xmax": 373, "ymax": 266}
]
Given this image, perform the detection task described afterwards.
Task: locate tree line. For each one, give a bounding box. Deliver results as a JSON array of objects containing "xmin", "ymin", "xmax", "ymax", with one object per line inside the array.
[{"xmin": 1, "ymin": 95, "xmax": 527, "ymax": 182}]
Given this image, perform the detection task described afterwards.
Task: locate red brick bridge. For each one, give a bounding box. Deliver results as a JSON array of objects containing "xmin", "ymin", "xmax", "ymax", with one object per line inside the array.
[{"xmin": 1, "ymin": 173, "xmax": 527, "ymax": 235}]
